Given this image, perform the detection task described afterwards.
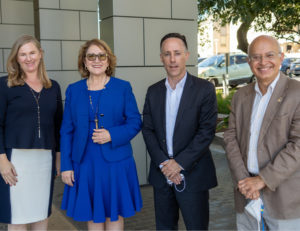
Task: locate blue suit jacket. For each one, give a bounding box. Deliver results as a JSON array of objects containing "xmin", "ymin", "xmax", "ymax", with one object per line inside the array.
[{"xmin": 60, "ymin": 77, "xmax": 142, "ymax": 171}]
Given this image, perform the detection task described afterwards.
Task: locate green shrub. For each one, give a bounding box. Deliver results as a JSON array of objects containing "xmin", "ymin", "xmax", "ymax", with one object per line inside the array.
[
  {"xmin": 215, "ymin": 89, "xmax": 236, "ymax": 131},
  {"xmin": 216, "ymin": 90, "xmax": 236, "ymax": 114}
]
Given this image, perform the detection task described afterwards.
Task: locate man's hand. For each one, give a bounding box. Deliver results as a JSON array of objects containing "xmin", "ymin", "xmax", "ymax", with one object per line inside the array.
[
  {"xmin": 238, "ymin": 176, "xmax": 265, "ymax": 200},
  {"xmin": 169, "ymin": 173, "xmax": 183, "ymax": 185},
  {"xmin": 239, "ymin": 187, "xmax": 260, "ymax": 200},
  {"xmin": 92, "ymin": 129, "xmax": 111, "ymax": 144},
  {"xmin": 161, "ymin": 159, "xmax": 182, "ymax": 179}
]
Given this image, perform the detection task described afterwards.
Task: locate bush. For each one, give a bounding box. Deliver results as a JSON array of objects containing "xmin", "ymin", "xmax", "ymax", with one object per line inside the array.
[
  {"xmin": 215, "ymin": 89, "xmax": 236, "ymax": 131},
  {"xmin": 216, "ymin": 89, "xmax": 236, "ymax": 114}
]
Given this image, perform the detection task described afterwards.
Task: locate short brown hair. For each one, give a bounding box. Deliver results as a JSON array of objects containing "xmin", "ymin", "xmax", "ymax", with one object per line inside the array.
[
  {"xmin": 78, "ymin": 39, "xmax": 116, "ymax": 78},
  {"xmin": 6, "ymin": 34, "xmax": 51, "ymax": 88}
]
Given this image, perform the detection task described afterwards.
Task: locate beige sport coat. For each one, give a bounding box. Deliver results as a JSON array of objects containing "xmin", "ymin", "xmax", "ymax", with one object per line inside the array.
[{"xmin": 224, "ymin": 73, "xmax": 300, "ymax": 219}]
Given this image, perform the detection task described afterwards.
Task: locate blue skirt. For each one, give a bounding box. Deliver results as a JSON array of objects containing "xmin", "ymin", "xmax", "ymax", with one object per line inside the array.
[{"xmin": 61, "ymin": 130, "xmax": 142, "ymax": 223}]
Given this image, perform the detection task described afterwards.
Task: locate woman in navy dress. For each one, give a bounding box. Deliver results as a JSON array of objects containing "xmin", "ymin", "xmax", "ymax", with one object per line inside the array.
[
  {"xmin": 60, "ymin": 39, "xmax": 142, "ymax": 230},
  {"xmin": 0, "ymin": 35, "xmax": 62, "ymax": 230}
]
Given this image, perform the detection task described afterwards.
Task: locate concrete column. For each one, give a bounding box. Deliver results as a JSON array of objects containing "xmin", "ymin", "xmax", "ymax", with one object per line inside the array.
[
  {"xmin": 35, "ymin": 0, "xmax": 98, "ymax": 95},
  {"xmin": 0, "ymin": 0, "xmax": 198, "ymax": 185},
  {"xmin": 99, "ymin": 0, "xmax": 198, "ymax": 184}
]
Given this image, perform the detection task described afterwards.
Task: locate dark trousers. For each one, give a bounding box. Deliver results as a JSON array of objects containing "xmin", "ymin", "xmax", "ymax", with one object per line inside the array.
[{"xmin": 153, "ymin": 185, "xmax": 209, "ymax": 230}]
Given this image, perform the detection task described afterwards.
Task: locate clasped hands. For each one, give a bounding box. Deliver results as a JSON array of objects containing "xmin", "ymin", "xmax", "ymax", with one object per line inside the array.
[
  {"xmin": 238, "ymin": 176, "xmax": 266, "ymax": 200},
  {"xmin": 161, "ymin": 159, "xmax": 182, "ymax": 185},
  {"xmin": 92, "ymin": 128, "xmax": 111, "ymax": 144}
]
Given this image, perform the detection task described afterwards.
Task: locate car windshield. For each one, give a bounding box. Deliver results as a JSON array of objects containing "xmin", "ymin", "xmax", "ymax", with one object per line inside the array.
[
  {"xmin": 284, "ymin": 58, "xmax": 297, "ymax": 64},
  {"xmin": 198, "ymin": 55, "xmax": 223, "ymax": 67},
  {"xmin": 282, "ymin": 59, "xmax": 289, "ymax": 64}
]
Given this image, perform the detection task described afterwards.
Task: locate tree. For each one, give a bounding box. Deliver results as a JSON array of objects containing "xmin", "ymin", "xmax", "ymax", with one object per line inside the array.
[{"xmin": 198, "ymin": 0, "xmax": 300, "ymax": 53}]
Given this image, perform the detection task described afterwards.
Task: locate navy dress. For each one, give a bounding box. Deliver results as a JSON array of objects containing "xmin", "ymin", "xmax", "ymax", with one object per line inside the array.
[
  {"xmin": 61, "ymin": 89, "xmax": 142, "ymax": 222},
  {"xmin": 0, "ymin": 77, "xmax": 62, "ymax": 224}
]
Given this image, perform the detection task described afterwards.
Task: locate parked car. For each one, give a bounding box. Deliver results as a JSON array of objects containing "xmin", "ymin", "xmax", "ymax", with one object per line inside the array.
[
  {"xmin": 198, "ymin": 57, "xmax": 206, "ymax": 63},
  {"xmin": 198, "ymin": 53, "xmax": 254, "ymax": 87},
  {"xmin": 280, "ymin": 57, "xmax": 298, "ymax": 75},
  {"xmin": 290, "ymin": 59, "xmax": 300, "ymax": 76}
]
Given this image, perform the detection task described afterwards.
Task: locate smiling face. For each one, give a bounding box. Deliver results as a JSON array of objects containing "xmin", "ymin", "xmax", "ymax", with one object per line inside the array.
[
  {"xmin": 160, "ymin": 37, "xmax": 189, "ymax": 80},
  {"xmin": 85, "ymin": 44, "xmax": 109, "ymax": 77},
  {"xmin": 248, "ymin": 36, "xmax": 284, "ymax": 84},
  {"xmin": 17, "ymin": 42, "xmax": 42, "ymax": 75}
]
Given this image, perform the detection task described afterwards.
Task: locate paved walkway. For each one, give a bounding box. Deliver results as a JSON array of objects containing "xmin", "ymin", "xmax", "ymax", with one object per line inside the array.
[{"xmin": 1, "ymin": 140, "xmax": 236, "ymax": 230}]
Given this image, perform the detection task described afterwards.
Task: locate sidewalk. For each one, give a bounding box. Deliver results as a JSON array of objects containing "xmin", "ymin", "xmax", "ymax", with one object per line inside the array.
[
  {"xmin": 49, "ymin": 138, "xmax": 235, "ymax": 231},
  {"xmin": 1, "ymin": 139, "xmax": 235, "ymax": 230},
  {"xmin": 49, "ymin": 206, "xmax": 77, "ymax": 231}
]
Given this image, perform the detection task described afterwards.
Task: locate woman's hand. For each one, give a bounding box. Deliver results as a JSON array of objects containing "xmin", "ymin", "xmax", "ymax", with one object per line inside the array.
[
  {"xmin": 55, "ymin": 152, "xmax": 61, "ymax": 177},
  {"xmin": 61, "ymin": 170, "xmax": 75, "ymax": 187},
  {"xmin": 92, "ymin": 129, "xmax": 111, "ymax": 144},
  {"xmin": 0, "ymin": 154, "xmax": 18, "ymax": 186}
]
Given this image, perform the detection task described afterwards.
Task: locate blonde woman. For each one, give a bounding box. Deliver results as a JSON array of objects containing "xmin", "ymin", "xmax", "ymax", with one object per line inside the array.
[{"xmin": 0, "ymin": 35, "xmax": 62, "ymax": 230}]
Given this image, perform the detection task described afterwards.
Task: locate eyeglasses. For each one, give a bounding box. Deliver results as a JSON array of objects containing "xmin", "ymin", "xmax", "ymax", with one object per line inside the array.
[
  {"xmin": 249, "ymin": 52, "xmax": 281, "ymax": 62},
  {"xmin": 86, "ymin": 53, "xmax": 108, "ymax": 61}
]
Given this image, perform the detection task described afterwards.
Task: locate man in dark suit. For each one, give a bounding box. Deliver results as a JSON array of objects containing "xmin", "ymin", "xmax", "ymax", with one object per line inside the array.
[{"xmin": 142, "ymin": 32, "xmax": 218, "ymax": 230}]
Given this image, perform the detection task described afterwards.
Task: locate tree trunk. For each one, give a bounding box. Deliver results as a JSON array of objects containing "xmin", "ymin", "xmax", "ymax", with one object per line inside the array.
[{"xmin": 237, "ymin": 19, "xmax": 254, "ymax": 54}]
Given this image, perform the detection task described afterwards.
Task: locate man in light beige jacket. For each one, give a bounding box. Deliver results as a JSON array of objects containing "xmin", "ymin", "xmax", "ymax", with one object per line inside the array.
[{"xmin": 224, "ymin": 35, "xmax": 300, "ymax": 230}]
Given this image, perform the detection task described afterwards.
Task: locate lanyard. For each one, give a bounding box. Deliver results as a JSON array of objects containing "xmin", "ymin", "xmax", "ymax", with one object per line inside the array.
[
  {"xmin": 261, "ymin": 204, "xmax": 265, "ymax": 231},
  {"xmin": 174, "ymin": 174, "xmax": 186, "ymax": 192},
  {"xmin": 166, "ymin": 174, "xmax": 186, "ymax": 192}
]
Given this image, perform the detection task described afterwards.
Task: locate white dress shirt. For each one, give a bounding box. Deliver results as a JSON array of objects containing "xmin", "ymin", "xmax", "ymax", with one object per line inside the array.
[
  {"xmin": 247, "ymin": 74, "xmax": 280, "ymax": 174},
  {"xmin": 165, "ymin": 73, "xmax": 187, "ymax": 157}
]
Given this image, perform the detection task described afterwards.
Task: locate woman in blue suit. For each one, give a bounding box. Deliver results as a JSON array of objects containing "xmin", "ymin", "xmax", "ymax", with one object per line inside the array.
[{"xmin": 60, "ymin": 39, "xmax": 142, "ymax": 230}]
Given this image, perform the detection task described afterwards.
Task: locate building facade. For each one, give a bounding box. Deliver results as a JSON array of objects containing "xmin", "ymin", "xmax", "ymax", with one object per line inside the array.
[{"xmin": 0, "ymin": 0, "xmax": 198, "ymax": 184}]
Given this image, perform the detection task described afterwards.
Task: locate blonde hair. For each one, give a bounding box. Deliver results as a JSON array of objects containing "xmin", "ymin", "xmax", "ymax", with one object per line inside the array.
[
  {"xmin": 78, "ymin": 39, "xmax": 116, "ymax": 78},
  {"xmin": 6, "ymin": 35, "xmax": 52, "ymax": 88}
]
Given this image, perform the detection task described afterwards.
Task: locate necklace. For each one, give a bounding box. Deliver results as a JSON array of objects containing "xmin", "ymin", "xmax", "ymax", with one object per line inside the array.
[
  {"xmin": 87, "ymin": 76, "xmax": 107, "ymax": 129},
  {"xmin": 89, "ymin": 94, "xmax": 99, "ymax": 129},
  {"xmin": 29, "ymin": 87, "xmax": 42, "ymax": 138}
]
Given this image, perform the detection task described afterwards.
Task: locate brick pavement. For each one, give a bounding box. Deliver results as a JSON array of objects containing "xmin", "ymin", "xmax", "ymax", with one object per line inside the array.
[
  {"xmin": 51, "ymin": 141, "xmax": 236, "ymax": 230},
  {"xmin": 0, "ymin": 140, "xmax": 236, "ymax": 230}
]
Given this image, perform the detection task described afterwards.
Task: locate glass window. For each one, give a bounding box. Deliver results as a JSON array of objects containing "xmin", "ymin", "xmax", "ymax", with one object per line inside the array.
[
  {"xmin": 198, "ymin": 55, "xmax": 222, "ymax": 67},
  {"xmin": 235, "ymin": 55, "xmax": 248, "ymax": 64},
  {"xmin": 229, "ymin": 56, "xmax": 234, "ymax": 65}
]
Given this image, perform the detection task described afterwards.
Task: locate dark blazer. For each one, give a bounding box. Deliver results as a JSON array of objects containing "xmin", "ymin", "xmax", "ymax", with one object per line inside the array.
[
  {"xmin": 142, "ymin": 73, "xmax": 218, "ymax": 192},
  {"xmin": 60, "ymin": 77, "xmax": 142, "ymax": 172}
]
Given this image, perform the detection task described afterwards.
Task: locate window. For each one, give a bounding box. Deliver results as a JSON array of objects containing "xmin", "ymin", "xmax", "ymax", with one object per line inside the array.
[{"xmin": 235, "ymin": 55, "xmax": 248, "ymax": 64}]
